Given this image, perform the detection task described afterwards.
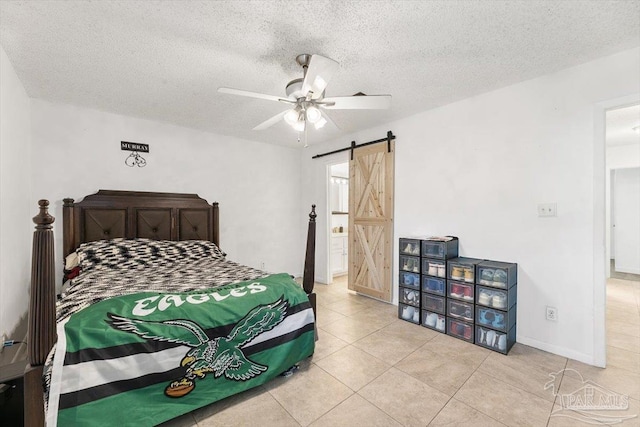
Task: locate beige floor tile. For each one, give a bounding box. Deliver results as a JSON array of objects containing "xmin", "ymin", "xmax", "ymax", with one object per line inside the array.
[
  {"xmin": 312, "ymin": 329, "xmax": 349, "ymax": 361},
  {"xmin": 454, "ymin": 371, "xmax": 553, "ymax": 427},
  {"xmin": 265, "ymin": 362, "xmax": 353, "ymax": 426},
  {"xmin": 359, "ymin": 368, "xmax": 450, "ymax": 426},
  {"xmin": 315, "ymin": 305, "xmax": 348, "ymax": 328},
  {"xmin": 309, "ymin": 394, "xmax": 402, "ymax": 427},
  {"xmin": 345, "ymin": 291, "xmax": 393, "ymax": 306},
  {"xmin": 316, "ymin": 290, "xmax": 349, "ymax": 307},
  {"xmin": 607, "ymin": 309, "xmax": 640, "ymax": 326},
  {"xmin": 195, "ymin": 388, "xmax": 299, "ymax": 427},
  {"xmin": 478, "ymin": 352, "xmax": 560, "ymax": 403},
  {"xmin": 315, "ymin": 345, "xmax": 390, "ymax": 391},
  {"xmin": 607, "ymin": 299, "xmax": 639, "ymax": 312},
  {"xmin": 548, "ymin": 404, "xmax": 610, "ymax": 426},
  {"xmin": 618, "ymin": 397, "xmax": 640, "ymax": 426},
  {"xmin": 379, "ymin": 318, "xmax": 441, "ymax": 342},
  {"xmin": 607, "ymin": 330, "xmax": 640, "ymax": 353},
  {"xmin": 157, "ymin": 413, "xmax": 197, "ymax": 427},
  {"xmin": 551, "ymin": 394, "xmax": 639, "ymax": 426},
  {"xmin": 505, "ymin": 343, "xmax": 568, "ymax": 372},
  {"xmin": 420, "ymin": 333, "xmax": 490, "ymax": 368},
  {"xmin": 190, "ymin": 386, "xmax": 266, "ymax": 422},
  {"xmin": 429, "ymin": 398, "xmax": 507, "ymax": 426},
  {"xmin": 348, "ymin": 305, "xmax": 399, "ymax": 330},
  {"xmin": 565, "ymin": 360, "xmax": 640, "ymax": 401},
  {"xmin": 607, "ymin": 319, "xmax": 640, "ymax": 338},
  {"xmin": 325, "ymin": 298, "xmax": 372, "ymax": 316},
  {"xmin": 607, "ymin": 345, "xmax": 640, "ymax": 373},
  {"xmin": 352, "ymin": 327, "xmax": 432, "ymax": 366},
  {"xmin": 395, "ymin": 345, "xmax": 477, "ymax": 396},
  {"xmin": 320, "ymin": 317, "xmax": 381, "ymax": 343}
]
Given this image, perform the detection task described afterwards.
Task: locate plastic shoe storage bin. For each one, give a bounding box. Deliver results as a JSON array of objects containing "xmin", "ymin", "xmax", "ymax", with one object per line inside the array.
[
  {"xmin": 399, "ymin": 272, "xmax": 420, "ymax": 290},
  {"xmin": 399, "ymin": 287, "xmax": 420, "ymax": 307},
  {"xmin": 476, "ymin": 260, "xmax": 517, "ymax": 289},
  {"xmin": 476, "ymin": 285, "xmax": 517, "ymax": 310},
  {"xmin": 447, "ymin": 281, "xmax": 474, "ymax": 302},
  {"xmin": 447, "ymin": 300, "xmax": 474, "ymax": 323},
  {"xmin": 476, "ymin": 306, "xmax": 516, "ymax": 333},
  {"xmin": 422, "ymin": 276, "xmax": 446, "ymax": 296},
  {"xmin": 399, "ymin": 238, "xmax": 421, "ymax": 257},
  {"xmin": 421, "ymin": 237, "xmax": 459, "ymax": 259},
  {"xmin": 447, "ymin": 257, "xmax": 484, "ymax": 283},
  {"xmin": 476, "ymin": 325, "xmax": 516, "ymax": 354},
  {"xmin": 400, "ymin": 255, "xmax": 420, "ymax": 273},
  {"xmin": 399, "ymin": 303, "xmax": 420, "ymax": 324},
  {"xmin": 422, "ymin": 310, "xmax": 446, "ymax": 332},
  {"xmin": 447, "ymin": 318, "xmax": 474, "ymax": 343},
  {"xmin": 421, "ymin": 258, "xmax": 446, "ymax": 278},
  {"xmin": 422, "ymin": 293, "xmax": 445, "ymax": 314}
]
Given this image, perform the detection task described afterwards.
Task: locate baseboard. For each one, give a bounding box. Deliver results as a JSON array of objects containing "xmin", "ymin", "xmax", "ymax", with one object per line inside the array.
[
  {"xmin": 516, "ymin": 336, "xmax": 601, "ymax": 367},
  {"xmin": 614, "ymin": 265, "xmax": 640, "ymax": 275}
]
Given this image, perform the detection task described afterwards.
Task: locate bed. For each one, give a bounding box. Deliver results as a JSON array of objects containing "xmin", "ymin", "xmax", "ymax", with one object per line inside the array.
[{"xmin": 24, "ymin": 190, "xmax": 318, "ymax": 426}]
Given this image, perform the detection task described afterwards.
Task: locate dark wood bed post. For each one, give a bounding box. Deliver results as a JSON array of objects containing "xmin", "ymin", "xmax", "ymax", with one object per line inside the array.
[
  {"xmin": 63, "ymin": 198, "xmax": 75, "ymax": 257},
  {"xmin": 24, "ymin": 200, "xmax": 56, "ymax": 427},
  {"xmin": 302, "ymin": 205, "xmax": 317, "ymax": 318},
  {"xmin": 212, "ymin": 201, "xmax": 219, "ymax": 247}
]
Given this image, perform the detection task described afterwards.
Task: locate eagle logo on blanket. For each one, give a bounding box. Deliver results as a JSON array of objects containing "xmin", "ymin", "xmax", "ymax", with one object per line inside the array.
[{"xmin": 107, "ymin": 297, "xmax": 288, "ymax": 398}]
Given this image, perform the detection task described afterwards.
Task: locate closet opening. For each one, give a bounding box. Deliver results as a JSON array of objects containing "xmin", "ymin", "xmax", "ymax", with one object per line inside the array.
[{"xmin": 329, "ymin": 162, "xmax": 349, "ymax": 285}]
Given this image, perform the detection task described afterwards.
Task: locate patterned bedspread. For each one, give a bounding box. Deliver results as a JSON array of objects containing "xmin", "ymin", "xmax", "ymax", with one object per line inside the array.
[
  {"xmin": 57, "ymin": 239, "xmax": 268, "ymax": 321},
  {"xmin": 44, "ymin": 239, "xmax": 314, "ymax": 426}
]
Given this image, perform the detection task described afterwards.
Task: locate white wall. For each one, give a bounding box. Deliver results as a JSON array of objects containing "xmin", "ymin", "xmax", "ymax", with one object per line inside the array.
[
  {"xmin": 0, "ymin": 45, "xmax": 32, "ymax": 338},
  {"xmin": 30, "ymin": 100, "xmax": 304, "ymax": 287},
  {"xmin": 301, "ymin": 47, "xmax": 640, "ymax": 365}
]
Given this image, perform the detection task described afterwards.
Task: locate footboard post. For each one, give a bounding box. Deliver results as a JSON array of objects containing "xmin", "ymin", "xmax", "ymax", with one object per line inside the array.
[
  {"xmin": 302, "ymin": 205, "xmax": 317, "ymax": 319},
  {"xmin": 24, "ymin": 200, "xmax": 56, "ymax": 427}
]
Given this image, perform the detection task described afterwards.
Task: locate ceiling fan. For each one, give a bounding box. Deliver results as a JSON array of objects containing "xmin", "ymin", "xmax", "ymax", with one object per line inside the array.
[{"xmin": 218, "ymin": 54, "xmax": 391, "ymax": 134}]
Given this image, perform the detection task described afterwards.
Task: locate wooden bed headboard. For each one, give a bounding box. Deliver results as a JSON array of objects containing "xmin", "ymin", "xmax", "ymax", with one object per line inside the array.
[{"xmin": 62, "ymin": 190, "xmax": 220, "ymax": 257}]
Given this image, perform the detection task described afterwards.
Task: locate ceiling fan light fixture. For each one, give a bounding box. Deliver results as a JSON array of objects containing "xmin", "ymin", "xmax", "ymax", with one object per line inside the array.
[
  {"xmin": 293, "ymin": 119, "xmax": 306, "ymax": 132},
  {"xmin": 284, "ymin": 108, "xmax": 300, "ymax": 126},
  {"xmin": 314, "ymin": 116, "xmax": 327, "ymax": 129},
  {"xmin": 305, "ymin": 105, "xmax": 321, "ymax": 123}
]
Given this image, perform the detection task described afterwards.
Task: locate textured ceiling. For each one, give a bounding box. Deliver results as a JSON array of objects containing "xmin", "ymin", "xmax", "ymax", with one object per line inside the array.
[{"xmin": 1, "ymin": 1, "xmax": 639, "ymax": 148}]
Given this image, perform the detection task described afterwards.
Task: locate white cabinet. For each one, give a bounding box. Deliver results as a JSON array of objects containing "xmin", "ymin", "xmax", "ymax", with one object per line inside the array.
[{"xmin": 331, "ymin": 235, "xmax": 348, "ymax": 276}]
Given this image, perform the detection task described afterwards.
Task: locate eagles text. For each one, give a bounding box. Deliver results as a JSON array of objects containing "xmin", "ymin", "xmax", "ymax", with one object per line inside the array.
[{"xmin": 132, "ymin": 283, "xmax": 268, "ymax": 316}]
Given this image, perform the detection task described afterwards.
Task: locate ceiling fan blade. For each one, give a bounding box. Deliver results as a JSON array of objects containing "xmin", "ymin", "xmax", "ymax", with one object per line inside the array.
[
  {"xmin": 320, "ymin": 110, "xmax": 340, "ymax": 130},
  {"xmin": 301, "ymin": 55, "xmax": 339, "ymax": 99},
  {"xmin": 253, "ymin": 110, "xmax": 289, "ymax": 130},
  {"xmin": 321, "ymin": 95, "xmax": 391, "ymax": 110},
  {"xmin": 218, "ymin": 87, "xmax": 294, "ymax": 104}
]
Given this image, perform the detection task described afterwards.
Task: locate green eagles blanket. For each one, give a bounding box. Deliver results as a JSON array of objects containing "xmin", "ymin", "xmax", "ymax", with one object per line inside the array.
[{"xmin": 47, "ymin": 273, "xmax": 315, "ymax": 426}]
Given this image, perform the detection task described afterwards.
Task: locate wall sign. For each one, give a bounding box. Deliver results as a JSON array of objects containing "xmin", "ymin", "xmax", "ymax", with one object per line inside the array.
[
  {"xmin": 121, "ymin": 141, "xmax": 149, "ymax": 167},
  {"xmin": 121, "ymin": 141, "xmax": 150, "ymax": 153}
]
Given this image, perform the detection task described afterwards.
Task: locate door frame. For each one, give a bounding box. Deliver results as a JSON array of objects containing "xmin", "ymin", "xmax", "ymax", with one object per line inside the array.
[
  {"xmin": 325, "ymin": 156, "xmax": 350, "ymax": 285},
  {"xmin": 593, "ymin": 92, "xmax": 640, "ymax": 367}
]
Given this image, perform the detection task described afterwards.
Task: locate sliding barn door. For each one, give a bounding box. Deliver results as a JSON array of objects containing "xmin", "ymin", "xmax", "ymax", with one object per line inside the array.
[{"xmin": 348, "ymin": 141, "xmax": 394, "ymax": 301}]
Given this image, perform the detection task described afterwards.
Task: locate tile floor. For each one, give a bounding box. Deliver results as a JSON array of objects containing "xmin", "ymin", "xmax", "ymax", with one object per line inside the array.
[{"xmin": 163, "ymin": 276, "xmax": 640, "ymax": 427}]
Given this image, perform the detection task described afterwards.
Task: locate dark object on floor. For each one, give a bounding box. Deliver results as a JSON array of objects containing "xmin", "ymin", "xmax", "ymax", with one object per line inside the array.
[
  {"xmin": 280, "ymin": 364, "xmax": 300, "ymax": 378},
  {"xmin": 0, "ymin": 378, "xmax": 24, "ymax": 426}
]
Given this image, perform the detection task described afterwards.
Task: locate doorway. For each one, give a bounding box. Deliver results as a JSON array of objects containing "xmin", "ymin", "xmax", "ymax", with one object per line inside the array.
[
  {"xmin": 603, "ymin": 103, "xmax": 640, "ymax": 370},
  {"xmin": 329, "ymin": 163, "xmax": 349, "ymax": 281}
]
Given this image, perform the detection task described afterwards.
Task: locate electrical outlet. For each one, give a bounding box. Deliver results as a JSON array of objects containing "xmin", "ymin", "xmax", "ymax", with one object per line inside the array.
[
  {"xmin": 538, "ymin": 203, "xmax": 557, "ymax": 217},
  {"xmin": 260, "ymin": 262, "xmax": 265, "ymax": 270},
  {"xmin": 0, "ymin": 333, "xmax": 6, "ymax": 354},
  {"xmin": 546, "ymin": 306, "xmax": 558, "ymax": 321}
]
